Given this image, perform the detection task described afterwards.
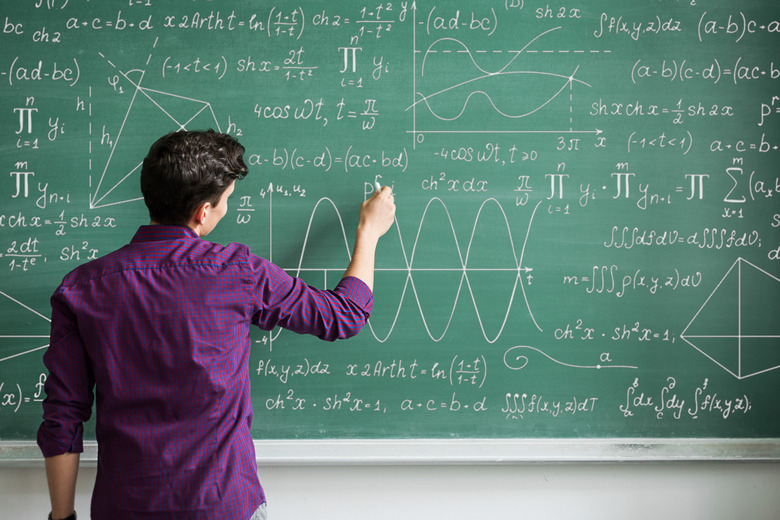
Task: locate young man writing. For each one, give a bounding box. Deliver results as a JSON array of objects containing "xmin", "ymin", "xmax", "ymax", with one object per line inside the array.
[{"xmin": 38, "ymin": 130, "xmax": 396, "ymax": 520}]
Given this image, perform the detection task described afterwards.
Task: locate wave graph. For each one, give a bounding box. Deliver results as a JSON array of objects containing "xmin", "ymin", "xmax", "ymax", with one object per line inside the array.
[
  {"xmin": 409, "ymin": 21, "xmax": 598, "ymax": 142},
  {"xmin": 267, "ymin": 195, "xmax": 543, "ymax": 346}
]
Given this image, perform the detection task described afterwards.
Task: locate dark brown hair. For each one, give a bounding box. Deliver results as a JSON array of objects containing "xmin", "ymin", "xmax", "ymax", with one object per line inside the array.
[{"xmin": 140, "ymin": 130, "xmax": 248, "ymax": 225}]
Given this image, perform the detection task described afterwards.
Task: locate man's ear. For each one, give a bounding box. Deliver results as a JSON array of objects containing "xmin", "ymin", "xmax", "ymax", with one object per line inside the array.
[{"xmin": 191, "ymin": 201, "xmax": 211, "ymax": 225}]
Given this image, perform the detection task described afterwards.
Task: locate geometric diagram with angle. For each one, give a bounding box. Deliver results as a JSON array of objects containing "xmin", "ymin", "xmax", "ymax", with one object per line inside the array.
[
  {"xmin": 680, "ymin": 257, "xmax": 780, "ymax": 379},
  {"xmin": 92, "ymin": 47, "xmax": 222, "ymax": 209},
  {"xmin": 0, "ymin": 290, "xmax": 50, "ymax": 364}
]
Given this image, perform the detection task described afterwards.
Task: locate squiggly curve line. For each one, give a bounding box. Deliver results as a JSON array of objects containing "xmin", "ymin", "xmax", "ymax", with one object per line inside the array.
[
  {"xmin": 420, "ymin": 27, "xmax": 562, "ymax": 77},
  {"xmin": 504, "ymin": 345, "xmax": 638, "ymax": 371},
  {"xmin": 411, "ymin": 69, "xmax": 586, "ymax": 121},
  {"xmin": 407, "ymin": 27, "xmax": 591, "ymax": 118}
]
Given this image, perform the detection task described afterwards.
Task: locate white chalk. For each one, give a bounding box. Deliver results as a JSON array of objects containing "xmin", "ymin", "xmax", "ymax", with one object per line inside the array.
[{"xmin": 375, "ymin": 181, "xmax": 382, "ymax": 192}]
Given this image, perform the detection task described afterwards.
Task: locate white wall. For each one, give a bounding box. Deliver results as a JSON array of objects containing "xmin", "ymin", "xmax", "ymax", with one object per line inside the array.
[{"xmin": 3, "ymin": 462, "xmax": 779, "ymax": 520}]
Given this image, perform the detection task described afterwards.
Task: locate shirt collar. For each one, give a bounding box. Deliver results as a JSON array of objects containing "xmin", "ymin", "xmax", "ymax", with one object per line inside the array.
[{"xmin": 131, "ymin": 225, "xmax": 200, "ymax": 244}]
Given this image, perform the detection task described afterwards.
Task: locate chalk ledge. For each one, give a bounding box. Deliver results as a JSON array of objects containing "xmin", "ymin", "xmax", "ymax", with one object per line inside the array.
[{"xmin": 2, "ymin": 438, "xmax": 779, "ymax": 466}]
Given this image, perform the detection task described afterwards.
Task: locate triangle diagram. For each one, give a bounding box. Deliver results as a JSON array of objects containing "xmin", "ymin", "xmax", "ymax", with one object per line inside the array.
[
  {"xmin": 681, "ymin": 258, "xmax": 780, "ymax": 379},
  {"xmin": 0, "ymin": 289, "xmax": 50, "ymax": 363},
  {"xmin": 91, "ymin": 83, "xmax": 222, "ymax": 209}
]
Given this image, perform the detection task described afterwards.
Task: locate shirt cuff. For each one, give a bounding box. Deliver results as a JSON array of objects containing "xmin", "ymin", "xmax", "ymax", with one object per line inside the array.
[{"xmin": 37, "ymin": 421, "xmax": 85, "ymax": 458}]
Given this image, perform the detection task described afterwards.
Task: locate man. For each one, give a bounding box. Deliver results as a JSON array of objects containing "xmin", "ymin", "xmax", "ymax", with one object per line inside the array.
[{"xmin": 38, "ymin": 130, "xmax": 396, "ymax": 520}]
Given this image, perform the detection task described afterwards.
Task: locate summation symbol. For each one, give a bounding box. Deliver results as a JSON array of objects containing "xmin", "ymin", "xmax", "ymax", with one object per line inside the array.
[
  {"xmin": 91, "ymin": 38, "xmax": 223, "ymax": 209},
  {"xmin": 267, "ymin": 193, "xmax": 543, "ymax": 347},
  {"xmin": 680, "ymin": 258, "xmax": 780, "ymax": 379}
]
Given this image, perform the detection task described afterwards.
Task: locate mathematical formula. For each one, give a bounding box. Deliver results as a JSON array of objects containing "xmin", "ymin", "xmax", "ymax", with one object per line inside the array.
[{"xmin": 1, "ymin": 0, "xmax": 778, "ymax": 440}]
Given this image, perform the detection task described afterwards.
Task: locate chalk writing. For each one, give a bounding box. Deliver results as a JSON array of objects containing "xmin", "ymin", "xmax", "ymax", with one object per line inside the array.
[{"xmin": 0, "ymin": 0, "xmax": 778, "ymax": 443}]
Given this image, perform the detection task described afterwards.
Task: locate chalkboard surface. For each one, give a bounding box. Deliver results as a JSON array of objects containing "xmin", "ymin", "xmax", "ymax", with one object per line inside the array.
[{"xmin": 1, "ymin": 0, "xmax": 779, "ymax": 453}]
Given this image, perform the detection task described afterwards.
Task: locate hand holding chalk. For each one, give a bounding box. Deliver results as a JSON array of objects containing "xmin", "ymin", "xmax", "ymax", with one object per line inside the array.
[
  {"xmin": 342, "ymin": 181, "xmax": 396, "ymax": 290},
  {"xmin": 360, "ymin": 182, "xmax": 395, "ymax": 241}
]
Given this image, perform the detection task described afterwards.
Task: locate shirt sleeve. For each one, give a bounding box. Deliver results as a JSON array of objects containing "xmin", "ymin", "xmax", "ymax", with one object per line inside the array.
[
  {"xmin": 37, "ymin": 287, "xmax": 94, "ymax": 458},
  {"xmin": 247, "ymin": 254, "xmax": 373, "ymax": 341}
]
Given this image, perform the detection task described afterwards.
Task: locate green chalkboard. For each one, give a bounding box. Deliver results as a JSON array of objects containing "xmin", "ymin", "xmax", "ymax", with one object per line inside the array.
[{"xmin": 1, "ymin": 0, "xmax": 779, "ymax": 456}]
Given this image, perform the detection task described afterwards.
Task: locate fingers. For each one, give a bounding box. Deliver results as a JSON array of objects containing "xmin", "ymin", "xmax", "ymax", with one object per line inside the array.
[
  {"xmin": 361, "ymin": 186, "xmax": 395, "ymax": 239},
  {"xmin": 377, "ymin": 186, "xmax": 395, "ymax": 216},
  {"xmin": 375, "ymin": 185, "xmax": 394, "ymax": 202}
]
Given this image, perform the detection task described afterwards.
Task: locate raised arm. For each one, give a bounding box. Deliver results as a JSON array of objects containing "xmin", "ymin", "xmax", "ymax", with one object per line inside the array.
[
  {"xmin": 342, "ymin": 186, "xmax": 396, "ymax": 291},
  {"xmin": 249, "ymin": 186, "xmax": 395, "ymax": 340}
]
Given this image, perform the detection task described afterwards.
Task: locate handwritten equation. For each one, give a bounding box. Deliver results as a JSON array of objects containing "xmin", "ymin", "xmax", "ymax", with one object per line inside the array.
[{"xmin": 1, "ymin": 0, "xmax": 778, "ymax": 439}]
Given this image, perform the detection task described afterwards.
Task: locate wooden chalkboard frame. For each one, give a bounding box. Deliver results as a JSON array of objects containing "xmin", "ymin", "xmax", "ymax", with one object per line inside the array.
[{"xmin": 2, "ymin": 439, "xmax": 779, "ymax": 466}]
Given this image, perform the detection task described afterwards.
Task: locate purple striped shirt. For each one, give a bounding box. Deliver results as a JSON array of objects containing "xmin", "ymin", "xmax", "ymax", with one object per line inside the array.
[{"xmin": 38, "ymin": 225, "xmax": 372, "ymax": 520}]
